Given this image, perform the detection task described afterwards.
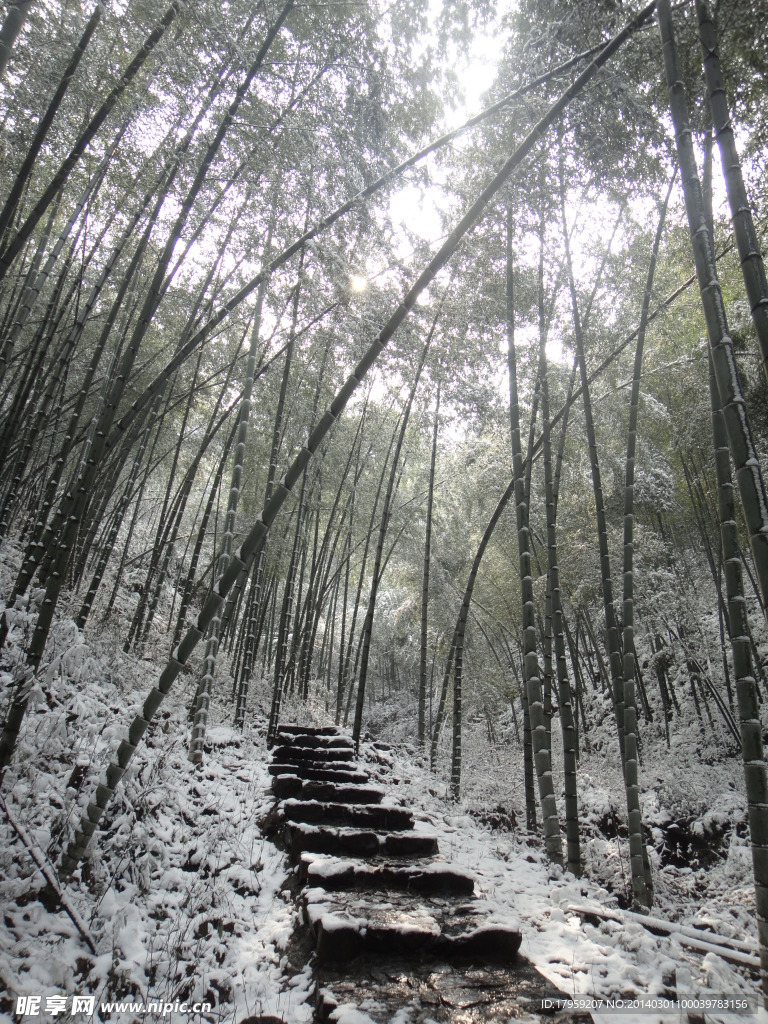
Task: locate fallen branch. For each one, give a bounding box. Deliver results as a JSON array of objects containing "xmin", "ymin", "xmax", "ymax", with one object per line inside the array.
[
  {"xmin": 568, "ymin": 903, "xmax": 759, "ymax": 970},
  {"xmin": 0, "ymin": 793, "xmax": 97, "ymax": 954}
]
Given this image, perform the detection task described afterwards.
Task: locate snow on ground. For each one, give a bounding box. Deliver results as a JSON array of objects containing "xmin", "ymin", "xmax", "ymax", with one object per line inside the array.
[
  {"xmin": 0, "ymin": 560, "xmax": 764, "ymax": 1023},
  {"xmin": 356, "ymin": 736, "xmax": 763, "ymax": 1023},
  {"xmin": 0, "ymin": 591, "xmax": 314, "ymax": 1024}
]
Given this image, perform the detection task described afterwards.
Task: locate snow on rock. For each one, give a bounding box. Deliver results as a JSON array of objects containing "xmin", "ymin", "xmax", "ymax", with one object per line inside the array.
[{"xmin": 328, "ymin": 1004, "xmax": 378, "ymax": 1024}]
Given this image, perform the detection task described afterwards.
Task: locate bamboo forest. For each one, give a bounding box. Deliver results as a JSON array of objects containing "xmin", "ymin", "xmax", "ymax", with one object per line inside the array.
[{"xmin": 3, "ymin": 0, "xmax": 768, "ymax": 1020}]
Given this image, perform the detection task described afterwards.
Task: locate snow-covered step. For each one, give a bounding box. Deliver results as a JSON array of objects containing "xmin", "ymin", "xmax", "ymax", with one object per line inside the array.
[
  {"xmin": 384, "ymin": 831, "xmax": 439, "ymax": 856},
  {"xmin": 303, "ymin": 888, "xmax": 521, "ymax": 963},
  {"xmin": 270, "ymin": 757, "xmax": 363, "ymax": 777},
  {"xmin": 299, "ymin": 852, "xmax": 476, "ymax": 895},
  {"xmin": 283, "ymin": 821, "xmax": 438, "ymax": 859},
  {"xmin": 277, "ymin": 724, "xmax": 342, "ymax": 738},
  {"xmin": 271, "ymin": 774, "xmax": 385, "ymax": 804},
  {"xmin": 286, "ymin": 821, "xmax": 381, "ymax": 858},
  {"xmin": 279, "ymin": 797, "xmax": 414, "ymax": 831},
  {"xmin": 275, "ymin": 729, "xmax": 354, "ymax": 750},
  {"xmin": 268, "ymin": 762, "xmax": 369, "ymax": 784},
  {"xmin": 272, "ymin": 743, "xmax": 356, "ymax": 763}
]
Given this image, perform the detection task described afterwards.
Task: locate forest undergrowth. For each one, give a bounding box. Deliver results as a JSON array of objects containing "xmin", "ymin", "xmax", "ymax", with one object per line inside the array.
[{"xmin": 0, "ymin": 538, "xmax": 763, "ymax": 1023}]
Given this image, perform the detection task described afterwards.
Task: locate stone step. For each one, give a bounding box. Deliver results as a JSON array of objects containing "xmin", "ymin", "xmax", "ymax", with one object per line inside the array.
[
  {"xmin": 268, "ymin": 762, "xmax": 369, "ymax": 784},
  {"xmin": 385, "ymin": 831, "xmax": 438, "ymax": 856},
  {"xmin": 272, "ymin": 744, "xmax": 355, "ymax": 764},
  {"xmin": 271, "ymin": 757, "xmax": 360, "ymax": 777},
  {"xmin": 303, "ymin": 889, "xmax": 521, "ymax": 964},
  {"xmin": 279, "ymin": 798, "xmax": 414, "ymax": 831},
  {"xmin": 277, "ymin": 724, "xmax": 342, "ymax": 737},
  {"xmin": 275, "ymin": 730, "xmax": 353, "ymax": 750},
  {"xmin": 271, "ymin": 774, "xmax": 384, "ymax": 804},
  {"xmin": 283, "ymin": 821, "xmax": 438, "ymax": 859},
  {"xmin": 287, "ymin": 822, "xmax": 381, "ymax": 858},
  {"xmin": 299, "ymin": 853, "xmax": 475, "ymax": 896},
  {"xmin": 315, "ymin": 955, "xmax": 585, "ymax": 1023}
]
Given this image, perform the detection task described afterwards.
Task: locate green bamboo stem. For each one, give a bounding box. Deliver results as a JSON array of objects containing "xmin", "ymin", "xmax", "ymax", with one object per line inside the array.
[
  {"xmin": 697, "ymin": 0, "xmax": 768, "ymax": 386},
  {"xmin": 659, "ymin": 0, "xmax": 768, "ymax": 612},
  {"xmin": 507, "ymin": 199, "xmax": 563, "ymax": 864},
  {"xmin": 537, "ymin": 214, "xmax": 580, "ymax": 875},
  {"xmin": 621, "ymin": 171, "xmax": 674, "ymax": 909},
  {"xmin": 659, "ymin": 0, "xmax": 768, "ymax": 998}
]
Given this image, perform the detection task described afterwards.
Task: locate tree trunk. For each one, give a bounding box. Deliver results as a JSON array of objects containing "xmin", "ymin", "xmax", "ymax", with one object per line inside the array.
[
  {"xmin": 0, "ymin": 2, "xmax": 180, "ymax": 281},
  {"xmin": 0, "ymin": 4, "xmax": 101, "ymax": 242},
  {"xmin": 0, "ymin": 0, "xmax": 33, "ymax": 78},
  {"xmin": 536, "ymin": 211, "xmax": 580, "ymax": 875},
  {"xmin": 659, "ymin": 0, "xmax": 768, "ymax": 616},
  {"xmin": 697, "ymin": 0, "xmax": 768, "ymax": 386},
  {"xmin": 233, "ymin": 265, "xmax": 295, "ymax": 729},
  {"xmin": 506, "ymin": 198, "xmax": 562, "ymax": 864},
  {"xmin": 560, "ymin": 172, "xmax": 627, "ymax": 770},
  {"xmin": 620, "ymin": 171, "xmax": 673, "ymax": 909},
  {"xmin": 188, "ymin": 263, "xmax": 276, "ymax": 761},
  {"xmin": 353, "ymin": 316, "xmax": 437, "ymax": 748},
  {"xmin": 419, "ymin": 381, "xmax": 440, "ymax": 747}
]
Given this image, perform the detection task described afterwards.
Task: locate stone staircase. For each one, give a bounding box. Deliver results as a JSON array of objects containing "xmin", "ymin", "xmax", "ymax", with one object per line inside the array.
[{"xmin": 266, "ymin": 724, "xmax": 584, "ymax": 1023}]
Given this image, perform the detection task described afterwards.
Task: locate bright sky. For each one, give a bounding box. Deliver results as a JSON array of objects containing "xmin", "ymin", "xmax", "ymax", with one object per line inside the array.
[
  {"xmin": 386, "ymin": 19, "xmax": 505, "ymax": 252},
  {"xmin": 375, "ymin": 4, "xmax": 731, "ymax": 376}
]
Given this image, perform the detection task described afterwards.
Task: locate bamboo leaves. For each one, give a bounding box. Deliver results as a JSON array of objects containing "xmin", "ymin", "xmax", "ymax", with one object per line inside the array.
[{"xmin": 58, "ymin": 7, "xmax": 657, "ymax": 869}]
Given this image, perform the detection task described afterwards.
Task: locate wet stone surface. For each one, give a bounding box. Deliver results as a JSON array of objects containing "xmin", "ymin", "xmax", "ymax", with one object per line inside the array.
[{"xmin": 315, "ymin": 955, "xmax": 591, "ymax": 1023}]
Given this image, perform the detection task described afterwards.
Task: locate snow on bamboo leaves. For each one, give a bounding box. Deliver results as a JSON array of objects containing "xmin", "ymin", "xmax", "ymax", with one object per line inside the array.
[{"xmin": 58, "ymin": 2, "xmax": 659, "ymax": 874}]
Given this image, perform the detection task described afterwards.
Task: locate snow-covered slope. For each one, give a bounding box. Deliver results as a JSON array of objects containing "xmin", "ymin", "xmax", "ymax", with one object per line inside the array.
[{"xmin": 0, "ymin": 587, "xmax": 763, "ymax": 1022}]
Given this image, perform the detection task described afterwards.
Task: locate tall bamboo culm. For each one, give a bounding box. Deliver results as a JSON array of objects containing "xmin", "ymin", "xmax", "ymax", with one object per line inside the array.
[
  {"xmin": 536, "ymin": 209, "xmax": 580, "ymax": 875},
  {"xmin": 620, "ymin": 172, "xmax": 674, "ymax": 909},
  {"xmin": 697, "ymin": 0, "xmax": 768, "ymax": 389},
  {"xmin": 659, "ymin": 0, "xmax": 768, "ymax": 999},
  {"xmin": 188, "ymin": 273, "xmax": 271, "ymax": 763},
  {"xmin": 507, "ymin": 200, "xmax": 563, "ymax": 865}
]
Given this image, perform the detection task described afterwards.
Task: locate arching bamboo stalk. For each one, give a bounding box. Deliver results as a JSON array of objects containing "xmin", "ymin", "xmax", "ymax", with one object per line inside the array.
[
  {"xmin": 0, "ymin": 2, "xmax": 180, "ymax": 281},
  {"xmin": 99, "ymin": 37, "xmax": 645, "ymax": 462},
  {"xmin": 57, "ymin": 6, "xmax": 658, "ymax": 866},
  {"xmin": 0, "ymin": 4, "xmax": 101, "ymax": 243}
]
